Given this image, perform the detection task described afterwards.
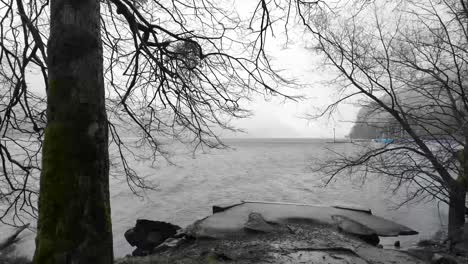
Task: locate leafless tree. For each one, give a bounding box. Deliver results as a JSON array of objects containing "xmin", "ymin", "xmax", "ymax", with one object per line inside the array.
[
  {"xmin": 302, "ymin": 0, "xmax": 468, "ymax": 248},
  {"xmin": 0, "ymin": 0, "xmax": 337, "ymax": 262}
]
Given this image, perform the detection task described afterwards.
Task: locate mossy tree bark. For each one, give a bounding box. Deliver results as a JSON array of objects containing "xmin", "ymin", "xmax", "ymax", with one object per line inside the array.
[
  {"xmin": 33, "ymin": 0, "xmax": 113, "ymax": 263},
  {"xmin": 447, "ymin": 146, "xmax": 468, "ymax": 250},
  {"xmin": 448, "ymin": 181, "xmax": 466, "ymax": 248}
]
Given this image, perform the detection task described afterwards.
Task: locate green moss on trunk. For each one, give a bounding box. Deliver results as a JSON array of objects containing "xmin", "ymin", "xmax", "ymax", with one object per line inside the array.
[{"xmin": 34, "ymin": 0, "xmax": 113, "ymax": 263}]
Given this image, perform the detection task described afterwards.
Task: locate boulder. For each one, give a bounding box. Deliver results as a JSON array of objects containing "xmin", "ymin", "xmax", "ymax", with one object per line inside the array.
[
  {"xmin": 124, "ymin": 219, "xmax": 181, "ymax": 256},
  {"xmin": 131, "ymin": 247, "xmax": 150, "ymax": 257}
]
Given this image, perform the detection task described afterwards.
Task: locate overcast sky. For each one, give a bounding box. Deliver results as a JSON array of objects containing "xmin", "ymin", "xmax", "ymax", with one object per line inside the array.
[
  {"xmin": 25, "ymin": 0, "xmax": 359, "ymax": 139},
  {"xmin": 223, "ymin": 0, "xmax": 359, "ymax": 139}
]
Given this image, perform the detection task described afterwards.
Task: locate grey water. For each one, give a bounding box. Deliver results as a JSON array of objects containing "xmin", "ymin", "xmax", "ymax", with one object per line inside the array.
[
  {"xmin": 3, "ymin": 138, "xmax": 448, "ymax": 258},
  {"xmin": 109, "ymin": 138, "xmax": 447, "ymax": 257}
]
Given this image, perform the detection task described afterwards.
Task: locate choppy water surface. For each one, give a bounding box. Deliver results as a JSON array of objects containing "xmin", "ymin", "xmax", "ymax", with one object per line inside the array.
[
  {"xmin": 110, "ymin": 138, "xmax": 447, "ymax": 256},
  {"xmin": 3, "ymin": 138, "xmax": 448, "ymax": 258}
]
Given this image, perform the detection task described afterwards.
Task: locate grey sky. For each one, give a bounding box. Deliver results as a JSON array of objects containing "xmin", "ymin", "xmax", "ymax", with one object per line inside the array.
[
  {"xmin": 224, "ymin": 0, "xmax": 359, "ymax": 138},
  {"xmin": 25, "ymin": 0, "xmax": 359, "ymax": 139},
  {"xmin": 226, "ymin": 47, "xmax": 358, "ymax": 139}
]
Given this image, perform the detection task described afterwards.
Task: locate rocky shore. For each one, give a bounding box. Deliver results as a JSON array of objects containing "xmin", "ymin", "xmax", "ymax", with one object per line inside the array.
[
  {"xmin": 1, "ymin": 202, "xmax": 467, "ymax": 263},
  {"xmin": 117, "ymin": 222, "xmax": 418, "ymax": 263},
  {"xmin": 116, "ymin": 201, "xmax": 468, "ymax": 264}
]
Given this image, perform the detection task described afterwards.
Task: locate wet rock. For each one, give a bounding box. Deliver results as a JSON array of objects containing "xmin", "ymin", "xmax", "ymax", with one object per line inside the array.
[
  {"xmin": 125, "ymin": 219, "xmax": 181, "ymax": 256},
  {"xmin": 244, "ymin": 212, "xmax": 277, "ymax": 233},
  {"xmin": 131, "ymin": 247, "xmax": 151, "ymax": 257},
  {"xmin": 360, "ymin": 234, "xmax": 380, "ymax": 246}
]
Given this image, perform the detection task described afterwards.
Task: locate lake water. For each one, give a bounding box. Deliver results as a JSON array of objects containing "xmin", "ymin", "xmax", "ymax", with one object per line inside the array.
[{"xmin": 2, "ymin": 138, "xmax": 449, "ymax": 258}]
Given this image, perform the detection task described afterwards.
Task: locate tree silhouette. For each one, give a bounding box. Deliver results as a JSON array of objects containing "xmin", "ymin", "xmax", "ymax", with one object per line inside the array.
[
  {"xmin": 306, "ymin": 0, "xmax": 468, "ymax": 249},
  {"xmin": 0, "ymin": 0, "xmax": 329, "ymax": 262}
]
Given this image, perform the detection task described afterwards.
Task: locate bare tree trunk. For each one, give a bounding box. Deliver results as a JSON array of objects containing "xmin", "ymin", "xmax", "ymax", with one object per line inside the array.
[
  {"xmin": 33, "ymin": 0, "xmax": 113, "ymax": 263},
  {"xmin": 448, "ymin": 182, "xmax": 466, "ymax": 250},
  {"xmin": 448, "ymin": 147, "xmax": 467, "ymax": 250}
]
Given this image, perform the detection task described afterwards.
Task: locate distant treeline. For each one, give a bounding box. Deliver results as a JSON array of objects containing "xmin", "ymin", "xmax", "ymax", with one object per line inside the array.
[
  {"xmin": 348, "ymin": 90, "xmax": 461, "ymax": 140},
  {"xmin": 348, "ymin": 105, "xmax": 394, "ymax": 139}
]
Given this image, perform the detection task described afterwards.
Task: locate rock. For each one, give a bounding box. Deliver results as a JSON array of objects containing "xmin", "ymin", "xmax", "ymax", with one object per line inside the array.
[
  {"xmin": 131, "ymin": 247, "xmax": 151, "ymax": 257},
  {"xmin": 244, "ymin": 212, "xmax": 277, "ymax": 233},
  {"xmin": 124, "ymin": 228, "xmax": 137, "ymax": 247},
  {"xmin": 394, "ymin": 240, "xmax": 401, "ymax": 248},
  {"xmin": 431, "ymin": 254, "xmax": 458, "ymax": 264},
  {"xmin": 124, "ymin": 219, "xmax": 181, "ymax": 256}
]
